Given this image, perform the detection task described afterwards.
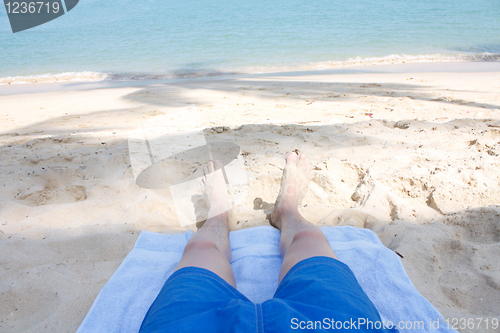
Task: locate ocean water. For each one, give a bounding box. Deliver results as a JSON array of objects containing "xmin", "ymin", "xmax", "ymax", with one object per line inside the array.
[{"xmin": 1, "ymin": 0, "xmax": 499, "ymax": 83}]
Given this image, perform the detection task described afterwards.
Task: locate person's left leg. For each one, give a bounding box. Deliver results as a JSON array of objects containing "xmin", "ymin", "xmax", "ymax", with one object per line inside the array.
[{"xmin": 176, "ymin": 160, "xmax": 236, "ymax": 287}]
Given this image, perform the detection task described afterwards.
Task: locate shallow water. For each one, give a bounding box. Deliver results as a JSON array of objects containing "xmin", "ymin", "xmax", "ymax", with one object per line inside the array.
[{"xmin": 1, "ymin": 0, "xmax": 499, "ymax": 83}]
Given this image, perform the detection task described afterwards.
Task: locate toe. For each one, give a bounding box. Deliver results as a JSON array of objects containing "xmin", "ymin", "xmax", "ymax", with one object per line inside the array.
[
  {"xmin": 214, "ymin": 159, "xmax": 224, "ymax": 170},
  {"xmin": 204, "ymin": 161, "xmax": 214, "ymax": 177},
  {"xmin": 208, "ymin": 160, "xmax": 215, "ymax": 173},
  {"xmin": 297, "ymin": 154, "xmax": 314, "ymax": 177},
  {"xmin": 298, "ymin": 153, "xmax": 310, "ymax": 167},
  {"xmin": 286, "ymin": 151, "xmax": 298, "ymax": 164}
]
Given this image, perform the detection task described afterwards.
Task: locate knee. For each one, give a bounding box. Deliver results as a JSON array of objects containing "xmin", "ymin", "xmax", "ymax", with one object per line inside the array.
[
  {"xmin": 286, "ymin": 228, "xmax": 336, "ymax": 260},
  {"xmin": 184, "ymin": 239, "xmax": 219, "ymax": 254},
  {"xmin": 291, "ymin": 228, "xmax": 327, "ymax": 245}
]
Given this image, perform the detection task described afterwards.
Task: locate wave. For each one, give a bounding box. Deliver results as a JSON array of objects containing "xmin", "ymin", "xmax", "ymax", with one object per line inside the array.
[
  {"xmin": 0, "ymin": 69, "xmax": 239, "ymax": 85},
  {"xmin": 1, "ymin": 52, "xmax": 499, "ymax": 85},
  {"xmin": 0, "ymin": 71, "xmax": 112, "ymax": 85},
  {"xmin": 310, "ymin": 52, "xmax": 500, "ymax": 69}
]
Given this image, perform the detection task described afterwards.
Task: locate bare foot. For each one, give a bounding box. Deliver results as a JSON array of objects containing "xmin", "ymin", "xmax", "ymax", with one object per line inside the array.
[
  {"xmin": 202, "ymin": 160, "xmax": 233, "ymax": 219},
  {"xmin": 271, "ymin": 152, "xmax": 314, "ymax": 229}
]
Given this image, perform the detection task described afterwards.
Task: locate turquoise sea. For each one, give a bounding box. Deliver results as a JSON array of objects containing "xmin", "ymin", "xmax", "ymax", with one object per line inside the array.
[{"xmin": 1, "ymin": 0, "xmax": 499, "ymax": 83}]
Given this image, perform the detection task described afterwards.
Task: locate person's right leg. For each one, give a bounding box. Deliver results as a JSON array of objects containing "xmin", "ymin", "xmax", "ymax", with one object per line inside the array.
[
  {"xmin": 176, "ymin": 160, "xmax": 236, "ymax": 287},
  {"xmin": 271, "ymin": 152, "xmax": 338, "ymax": 283},
  {"xmin": 139, "ymin": 161, "xmax": 256, "ymax": 332}
]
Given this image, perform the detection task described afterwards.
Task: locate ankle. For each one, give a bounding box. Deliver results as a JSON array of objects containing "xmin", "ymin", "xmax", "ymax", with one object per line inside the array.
[
  {"xmin": 204, "ymin": 213, "xmax": 230, "ymax": 228},
  {"xmin": 276, "ymin": 208, "xmax": 304, "ymax": 230},
  {"xmin": 275, "ymin": 202, "xmax": 300, "ymax": 218}
]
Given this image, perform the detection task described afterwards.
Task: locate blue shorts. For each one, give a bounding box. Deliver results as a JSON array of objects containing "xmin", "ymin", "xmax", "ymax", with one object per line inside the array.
[{"xmin": 139, "ymin": 256, "xmax": 398, "ymax": 332}]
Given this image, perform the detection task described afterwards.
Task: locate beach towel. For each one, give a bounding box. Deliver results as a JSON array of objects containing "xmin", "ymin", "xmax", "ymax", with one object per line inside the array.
[{"xmin": 77, "ymin": 226, "xmax": 457, "ymax": 333}]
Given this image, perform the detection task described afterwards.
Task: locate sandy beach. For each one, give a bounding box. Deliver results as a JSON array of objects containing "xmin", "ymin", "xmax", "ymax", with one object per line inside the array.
[{"xmin": 1, "ymin": 62, "xmax": 499, "ymax": 332}]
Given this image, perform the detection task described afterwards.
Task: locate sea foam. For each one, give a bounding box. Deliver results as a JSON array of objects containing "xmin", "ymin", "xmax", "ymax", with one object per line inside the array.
[{"xmin": 1, "ymin": 53, "xmax": 498, "ymax": 85}]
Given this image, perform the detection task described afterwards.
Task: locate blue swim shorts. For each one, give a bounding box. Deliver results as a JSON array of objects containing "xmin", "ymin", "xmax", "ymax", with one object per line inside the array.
[{"xmin": 139, "ymin": 256, "xmax": 399, "ymax": 332}]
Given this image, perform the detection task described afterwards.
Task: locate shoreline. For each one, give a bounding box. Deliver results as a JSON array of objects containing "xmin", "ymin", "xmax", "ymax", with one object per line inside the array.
[{"xmin": 1, "ymin": 57, "xmax": 500, "ymax": 93}]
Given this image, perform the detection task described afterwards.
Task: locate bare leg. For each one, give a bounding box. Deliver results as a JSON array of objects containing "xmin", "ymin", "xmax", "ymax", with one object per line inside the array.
[
  {"xmin": 176, "ymin": 160, "xmax": 236, "ymax": 288},
  {"xmin": 271, "ymin": 152, "xmax": 338, "ymax": 283}
]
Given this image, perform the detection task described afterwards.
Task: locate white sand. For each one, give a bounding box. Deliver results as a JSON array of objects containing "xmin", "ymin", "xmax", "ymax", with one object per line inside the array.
[{"xmin": 1, "ymin": 62, "xmax": 499, "ymax": 332}]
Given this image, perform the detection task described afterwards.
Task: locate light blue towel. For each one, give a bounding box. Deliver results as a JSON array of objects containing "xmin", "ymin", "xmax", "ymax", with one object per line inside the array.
[{"xmin": 77, "ymin": 226, "xmax": 457, "ymax": 333}]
